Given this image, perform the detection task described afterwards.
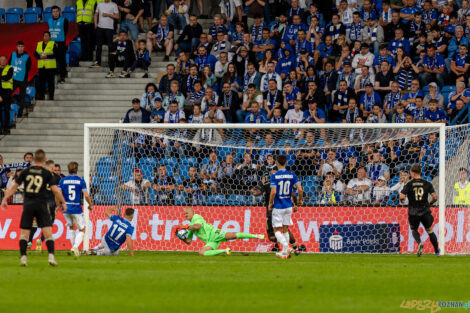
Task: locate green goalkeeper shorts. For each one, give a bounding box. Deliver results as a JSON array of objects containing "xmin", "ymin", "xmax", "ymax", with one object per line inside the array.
[{"xmin": 204, "ymin": 229, "xmax": 227, "ymax": 250}]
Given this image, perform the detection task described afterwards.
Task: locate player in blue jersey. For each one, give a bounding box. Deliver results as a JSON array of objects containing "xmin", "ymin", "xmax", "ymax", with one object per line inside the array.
[
  {"xmin": 269, "ymin": 155, "xmax": 303, "ymax": 259},
  {"xmin": 58, "ymin": 162, "xmax": 93, "ymax": 257},
  {"xmin": 89, "ymin": 206, "xmax": 135, "ymax": 256}
]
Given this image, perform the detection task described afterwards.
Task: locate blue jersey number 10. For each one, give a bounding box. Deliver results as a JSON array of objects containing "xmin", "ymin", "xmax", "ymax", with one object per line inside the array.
[{"xmin": 277, "ymin": 180, "xmax": 291, "ymax": 196}]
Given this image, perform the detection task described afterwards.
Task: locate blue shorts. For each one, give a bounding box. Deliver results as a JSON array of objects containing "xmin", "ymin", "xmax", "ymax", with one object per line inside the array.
[{"xmin": 120, "ymin": 20, "xmax": 139, "ymax": 40}]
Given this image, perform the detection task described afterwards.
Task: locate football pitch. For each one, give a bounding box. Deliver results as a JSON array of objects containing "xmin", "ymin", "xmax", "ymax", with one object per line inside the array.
[{"xmin": 0, "ymin": 251, "xmax": 469, "ymax": 313}]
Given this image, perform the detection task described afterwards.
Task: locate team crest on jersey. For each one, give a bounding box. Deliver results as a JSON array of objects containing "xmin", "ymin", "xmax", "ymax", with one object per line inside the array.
[{"xmin": 329, "ymin": 230, "xmax": 343, "ymax": 251}]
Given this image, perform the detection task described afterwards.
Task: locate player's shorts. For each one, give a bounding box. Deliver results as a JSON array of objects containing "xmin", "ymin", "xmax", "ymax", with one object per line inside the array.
[
  {"xmin": 272, "ymin": 208, "xmax": 293, "ymax": 228},
  {"xmin": 20, "ymin": 201, "xmax": 52, "ymax": 229},
  {"xmin": 64, "ymin": 213, "xmax": 86, "ymax": 231},
  {"xmin": 97, "ymin": 238, "xmax": 119, "ymax": 256},
  {"xmin": 409, "ymin": 213, "xmax": 434, "ymax": 230},
  {"xmin": 204, "ymin": 229, "xmax": 227, "ymax": 250}
]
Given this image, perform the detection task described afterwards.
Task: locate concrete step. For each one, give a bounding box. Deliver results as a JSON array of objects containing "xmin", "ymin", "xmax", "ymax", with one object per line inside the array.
[
  {"xmin": 70, "ymin": 66, "xmax": 167, "ymax": 73},
  {"xmin": 54, "ymin": 94, "xmax": 140, "ymax": 100},
  {"xmin": 2, "ymin": 135, "xmax": 84, "ymax": 142},
  {"xmin": 0, "ymin": 139, "xmax": 84, "ymax": 148},
  {"xmin": 55, "ymin": 89, "xmax": 143, "ymax": 95},
  {"xmin": 79, "ymin": 60, "xmax": 177, "ymax": 67},
  {"xmin": 17, "ymin": 123, "xmax": 87, "ymax": 130},
  {"xmin": 35, "ymin": 106, "xmax": 130, "ymax": 113},
  {"xmin": 66, "ymin": 78, "xmax": 156, "ymax": 84},
  {"xmin": 24, "ymin": 118, "xmax": 119, "ymax": 124},
  {"xmin": 30, "ymin": 112, "xmax": 125, "ymax": 119},
  {"xmin": 68, "ymin": 72, "xmax": 162, "ymax": 78},
  {"xmin": 10, "ymin": 129, "xmax": 84, "ymax": 136},
  {"xmin": 37, "ymin": 100, "xmax": 131, "ymax": 107},
  {"xmin": 58, "ymin": 83, "xmax": 153, "ymax": 90}
]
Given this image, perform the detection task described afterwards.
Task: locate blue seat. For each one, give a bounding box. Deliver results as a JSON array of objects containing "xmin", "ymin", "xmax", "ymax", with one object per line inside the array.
[
  {"xmin": 207, "ymin": 194, "xmax": 227, "ymax": 205},
  {"xmin": 24, "ymin": 7, "xmax": 41, "ymax": 23},
  {"xmin": 122, "ymin": 157, "xmax": 136, "ymax": 181},
  {"xmin": 180, "ymin": 157, "xmax": 197, "ymax": 167},
  {"xmin": 179, "ymin": 164, "xmax": 191, "ymax": 180},
  {"xmin": 174, "ymin": 193, "xmax": 187, "ymax": 205},
  {"xmin": 91, "ymin": 175, "xmax": 99, "ymax": 188},
  {"xmin": 304, "ymin": 175, "xmax": 321, "ymax": 183},
  {"xmin": 441, "ymin": 85, "xmax": 456, "ymax": 93},
  {"xmin": 63, "ymin": 6, "xmax": 76, "ymax": 22},
  {"xmin": 201, "ymin": 158, "xmax": 210, "ymax": 165},
  {"xmin": 174, "ymin": 175, "xmax": 182, "ymax": 185},
  {"xmin": 303, "ymin": 182, "xmax": 318, "ymax": 199},
  {"xmin": 6, "ymin": 8, "xmax": 22, "ymax": 23},
  {"xmin": 25, "ymin": 87, "xmax": 35, "ymax": 103},
  {"xmin": 217, "ymin": 146, "xmax": 232, "ymax": 162},
  {"xmin": 113, "ymin": 140, "xmax": 130, "ymax": 158},
  {"xmin": 96, "ymin": 157, "xmax": 115, "ymax": 179},
  {"xmin": 227, "ymin": 194, "xmax": 247, "ymax": 205},
  {"xmin": 68, "ymin": 39, "xmax": 82, "ymax": 58},
  {"xmin": 139, "ymin": 157, "xmax": 157, "ymax": 180},
  {"xmin": 0, "ymin": 8, "xmax": 5, "ymax": 23},
  {"xmin": 159, "ymin": 157, "xmax": 178, "ymax": 167},
  {"xmin": 100, "ymin": 176, "xmax": 118, "ymax": 197}
]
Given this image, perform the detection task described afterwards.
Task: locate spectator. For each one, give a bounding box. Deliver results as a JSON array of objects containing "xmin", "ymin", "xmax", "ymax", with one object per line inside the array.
[
  {"xmin": 106, "ymin": 31, "xmax": 135, "ymax": 79},
  {"xmin": 129, "ymin": 40, "xmax": 151, "ymax": 78},
  {"xmin": 318, "ymin": 149, "xmax": 343, "ymax": 178},
  {"xmin": 175, "ymin": 15, "xmax": 203, "ymax": 55},
  {"xmin": 187, "ymin": 103, "xmax": 205, "ymax": 124},
  {"xmin": 48, "ymin": 6, "xmax": 68, "ymax": 83},
  {"xmin": 162, "ymin": 81, "xmax": 185, "ymax": 110},
  {"xmin": 184, "ymin": 80, "xmax": 204, "ymax": 115},
  {"xmin": 124, "ymin": 98, "xmax": 151, "ymax": 123},
  {"xmin": 423, "ymin": 82, "xmax": 444, "ymax": 110},
  {"xmin": 354, "ymin": 65, "xmax": 375, "ymax": 95},
  {"xmin": 261, "ymin": 62, "xmax": 283, "ymax": 92},
  {"xmin": 419, "ymin": 44, "xmax": 446, "ymax": 88},
  {"xmin": 0, "ymin": 55, "xmax": 13, "ymax": 135},
  {"xmin": 409, "ymin": 96, "xmax": 427, "ymax": 122},
  {"xmin": 302, "ymin": 100, "xmax": 326, "ymax": 123},
  {"xmin": 360, "ymin": 83, "xmax": 381, "ymax": 118},
  {"xmin": 183, "ymin": 64, "xmax": 200, "ymax": 94},
  {"xmin": 201, "ymin": 87, "xmax": 219, "ymax": 112},
  {"xmin": 9, "ymin": 41, "xmax": 31, "ymax": 118},
  {"xmin": 150, "ymin": 99, "xmax": 166, "ymax": 123},
  {"xmin": 276, "ymin": 46, "xmax": 296, "ymax": 80},
  {"xmin": 234, "ymin": 152, "xmax": 259, "ymax": 193},
  {"xmin": 394, "ymin": 56, "xmax": 419, "ymax": 91},
  {"xmin": 324, "ymin": 170, "xmax": 345, "ymax": 197},
  {"xmin": 420, "ymin": 133, "xmax": 439, "ymax": 177},
  {"xmin": 454, "ymin": 167, "xmax": 470, "ymax": 205},
  {"xmin": 402, "ymin": 79, "xmax": 423, "ymax": 109},
  {"xmin": 425, "ymin": 99, "xmax": 447, "ymax": 123},
  {"xmin": 141, "ymin": 83, "xmax": 162, "ymax": 112},
  {"xmin": 166, "ymin": 0, "xmax": 189, "ymax": 33},
  {"xmin": 214, "ymin": 52, "xmax": 230, "ymax": 79},
  {"xmin": 345, "ymin": 167, "xmax": 373, "ymax": 204},
  {"xmin": 153, "ymin": 165, "xmax": 176, "ymax": 205},
  {"xmin": 211, "ymin": 31, "xmax": 232, "ymax": 59},
  {"xmin": 201, "ymin": 66, "xmax": 217, "ymax": 91},
  {"xmin": 342, "ymin": 98, "xmax": 362, "ymax": 123},
  {"xmin": 389, "ymin": 169, "xmax": 410, "ymax": 203},
  {"xmin": 180, "ymin": 166, "xmax": 206, "ymax": 205},
  {"xmin": 362, "ymin": 18, "xmax": 384, "ymax": 53},
  {"xmin": 220, "ymin": 0, "xmax": 243, "ymax": 22},
  {"xmin": 218, "ymin": 82, "xmax": 240, "ymax": 122},
  {"xmin": 253, "ymin": 29, "xmax": 276, "ymax": 61},
  {"xmin": 367, "ymin": 104, "xmax": 387, "ymax": 123},
  {"xmin": 121, "ymin": 169, "xmax": 151, "ymax": 205},
  {"xmin": 238, "ymin": 83, "xmax": 263, "ymax": 121},
  {"xmin": 282, "ymin": 81, "xmax": 301, "ymax": 111},
  {"xmin": 405, "ymin": 12, "xmax": 425, "ymax": 44},
  {"xmin": 164, "ymin": 100, "xmax": 186, "ymax": 123},
  {"xmin": 177, "ymin": 52, "xmax": 192, "ymax": 76},
  {"xmin": 147, "ymin": 14, "xmax": 174, "ymax": 61},
  {"xmin": 449, "ymin": 44, "xmax": 470, "ymax": 84},
  {"xmin": 92, "ymin": 0, "xmax": 119, "ymax": 69},
  {"xmin": 366, "ymin": 150, "xmax": 390, "ymax": 183},
  {"xmin": 195, "ymin": 45, "xmax": 218, "ymax": 72},
  {"xmin": 285, "ymin": 99, "xmax": 304, "ymax": 126},
  {"xmin": 54, "ymin": 163, "xmax": 65, "ymax": 178},
  {"xmin": 449, "ymin": 99, "xmax": 468, "ymax": 125},
  {"xmin": 201, "ymin": 151, "xmax": 219, "ymax": 193},
  {"xmin": 336, "ymin": 61, "xmax": 356, "ymax": 89},
  {"xmin": 371, "ymin": 176, "xmax": 391, "ymax": 205},
  {"xmin": 208, "ymin": 14, "xmax": 227, "ymax": 43},
  {"xmin": 447, "ymin": 81, "xmax": 470, "ymax": 116},
  {"xmin": 319, "ymin": 180, "xmax": 341, "ymax": 204},
  {"xmin": 341, "ymin": 155, "xmax": 359, "ymax": 184},
  {"xmin": 374, "ymin": 61, "xmax": 394, "ymax": 100},
  {"xmin": 116, "ymin": 0, "xmax": 144, "ymax": 49},
  {"xmin": 234, "ymin": 46, "xmax": 255, "ymax": 79}
]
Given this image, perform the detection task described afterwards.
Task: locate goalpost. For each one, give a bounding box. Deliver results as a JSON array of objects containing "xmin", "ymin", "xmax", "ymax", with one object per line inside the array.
[{"xmin": 82, "ymin": 123, "xmax": 458, "ymax": 254}]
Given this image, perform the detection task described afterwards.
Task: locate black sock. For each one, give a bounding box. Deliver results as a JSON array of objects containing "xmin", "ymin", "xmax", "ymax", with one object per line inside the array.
[
  {"xmin": 428, "ymin": 232, "xmax": 439, "ymax": 253},
  {"xmin": 289, "ymin": 231, "xmax": 297, "ymax": 248},
  {"xmin": 19, "ymin": 239, "xmax": 27, "ymax": 256},
  {"xmin": 45, "ymin": 239, "xmax": 54, "ymax": 255},
  {"xmin": 412, "ymin": 230, "xmax": 421, "ymax": 244},
  {"xmin": 40, "ymin": 233, "xmax": 45, "ymax": 241},
  {"xmin": 29, "ymin": 227, "xmax": 37, "ymax": 243}
]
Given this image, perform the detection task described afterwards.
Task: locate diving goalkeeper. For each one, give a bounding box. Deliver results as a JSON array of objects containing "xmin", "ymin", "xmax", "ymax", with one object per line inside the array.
[{"xmin": 176, "ymin": 207, "xmax": 265, "ymax": 256}]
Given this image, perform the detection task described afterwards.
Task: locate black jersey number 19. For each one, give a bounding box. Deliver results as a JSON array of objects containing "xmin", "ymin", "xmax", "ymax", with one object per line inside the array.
[
  {"xmin": 413, "ymin": 187, "xmax": 424, "ymax": 201},
  {"xmin": 25, "ymin": 175, "xmax": 43, "ymax": 193}
]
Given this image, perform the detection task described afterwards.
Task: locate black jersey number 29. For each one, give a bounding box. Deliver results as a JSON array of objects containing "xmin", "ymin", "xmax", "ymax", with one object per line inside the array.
[{"xmin": 25, "ymin": 175, "xmax": 43, "ymax": 193}]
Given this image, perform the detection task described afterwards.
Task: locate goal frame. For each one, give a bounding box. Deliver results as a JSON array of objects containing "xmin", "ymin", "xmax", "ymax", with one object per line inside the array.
[{"xmin": 83, "ymin": 123, "xmax": 446, "ymax": 254}]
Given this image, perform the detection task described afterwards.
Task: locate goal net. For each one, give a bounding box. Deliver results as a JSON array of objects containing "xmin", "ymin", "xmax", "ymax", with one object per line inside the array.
[{"xmin": 83, "ymin": 123, "xmax": 469, "ymax": 255}]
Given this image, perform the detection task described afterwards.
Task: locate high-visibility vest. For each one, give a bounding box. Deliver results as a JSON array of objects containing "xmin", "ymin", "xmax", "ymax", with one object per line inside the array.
[
  {"xmin": 36, "ymin": 41, "xmax": 57, "ymax": 69},
  {"xmin": 1, "ymin": 66, "xmax": 13, "ymax": 90},
  {"xmin": 454, "ymin": 181, "xmax": 470, "ymax": 205},
  {"xmin": 77, "ymin": 0, "xmax": 97, "ymax": 24}
]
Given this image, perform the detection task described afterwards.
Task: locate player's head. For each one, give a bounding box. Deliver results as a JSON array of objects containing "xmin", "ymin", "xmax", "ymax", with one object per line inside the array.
[
  {"xmin": 183, "ymin": 207, "xmax": 194, "ymax": 220},
  {"xmin": 276, "ymin": 154, "xmax": 287, "ymax": 168},
  {"xmin": 34, "ymin": 149, "xmax": 46, "ymax": 164},
  {"xmin": 410, "ymin": 164, "xmax": 422, "ymax": 179},
  {"xmin": 45, "ymin": 160, "xmax": 55, "ymax": 172},
  {"xmin": 68, "ymin": 161, "xmax": 79, "ymax": 174},
  {"xmin": 124, "ymin": 208, "xmax": 135, "ymax": 221}
]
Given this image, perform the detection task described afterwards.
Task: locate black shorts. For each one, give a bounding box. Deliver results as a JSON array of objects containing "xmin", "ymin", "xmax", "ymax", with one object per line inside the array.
[
  {"xmin": 408, "ymin": 213, "xmax": 434, "ymax": 230},
  {"xmin": 266, "ymin": 209, "xmax": 274, "ymax": 236},
  {"xmin": 20, "ymin": 201, "xmax": 52, "ymax": 229}
]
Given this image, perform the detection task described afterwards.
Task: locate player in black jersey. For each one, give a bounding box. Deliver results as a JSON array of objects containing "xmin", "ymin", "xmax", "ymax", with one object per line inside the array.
[
  {"xmin": 30, "ymin": 159, "xmax": 62, "ymax": 252},
  {"xmin": 1, "ymin": 150, "xmax": 67, "ymax": 267},
  {"xmin": 251, "ymin": 155, "xmax": 305, "ymax": 254},
  {"xmin": 399, "ymin": 164, "xmax": 439, "ymax": 257}
]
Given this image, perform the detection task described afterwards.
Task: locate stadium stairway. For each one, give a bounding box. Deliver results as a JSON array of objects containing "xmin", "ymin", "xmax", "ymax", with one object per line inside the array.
[{"xmin": 0, "ymin": 19, "xmax": 213, "ymax": 171}]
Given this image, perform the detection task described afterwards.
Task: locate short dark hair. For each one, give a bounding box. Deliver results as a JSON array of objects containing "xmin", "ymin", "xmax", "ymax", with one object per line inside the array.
[
  {"xmin": 125, "ymin": 208, "xmax": 135, "ymax": 216},
  {"xmin": 410, "ymin": 164, "xmax": 421, "ymax": 174},
  {"xmin": 276, "ymin": 154, "xmax": 287, "ymax": 166},
  {"xmin": 45, "ymin": 160, "xmax": 55, "ymax": 167},
  {"xmin": 51, "ymin": 5, "xmax": 60, "ymax": 11},
  {"xmin": 43, "ymin": 31, "xmax": 51, "ymax": 37},
  {"xmin": 34, "ymin": 149, "xmax": 46, "ymax": 163},
  {"xmin": 24, "ymin": 152, "xmax": 33, "ymax": 160},
  {"xmin": 17, "ymin": 41, "xmax": 24, "ymax": 46}
]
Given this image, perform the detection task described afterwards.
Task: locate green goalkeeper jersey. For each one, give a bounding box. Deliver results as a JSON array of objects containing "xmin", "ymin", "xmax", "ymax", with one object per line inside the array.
[{"xmin": 187, "ymin": 214, "xmax": 225, "ymax": 244}]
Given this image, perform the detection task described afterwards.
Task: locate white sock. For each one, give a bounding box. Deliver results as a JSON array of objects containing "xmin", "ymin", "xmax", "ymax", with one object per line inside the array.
[
  {"xmin": 283, "ymin": 232, "xmax": 290, "ymax": 250},
  {"xmin": 74, "ymin": 231, "xmax": 84, "ymax": 249},
  {"xmin": 275, "ymin": 231, "xmax": 288, "ymax": 252},
  {"xmin": 69, "ymin": 230, "xmax": 76, "ymax": 248}
]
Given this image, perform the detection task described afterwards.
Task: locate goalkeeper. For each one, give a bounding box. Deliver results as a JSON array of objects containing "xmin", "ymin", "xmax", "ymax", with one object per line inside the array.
[{"xmin": 176, "ymin": 207, "xmax": 265, "ymax": 256}]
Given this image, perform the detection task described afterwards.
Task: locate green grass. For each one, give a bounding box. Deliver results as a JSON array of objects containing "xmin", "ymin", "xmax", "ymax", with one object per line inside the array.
[{"xmin": 0, "ymin": 251, "xmax": 469, "ymax": 313}]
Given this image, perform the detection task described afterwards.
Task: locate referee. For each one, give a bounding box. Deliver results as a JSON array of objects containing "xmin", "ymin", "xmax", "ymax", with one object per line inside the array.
[
  {"xmin": 1, "ymin": 149, "xmax": 67, "ymax": 267},
  {"xmin": 399, "ymin": 164, "xmax": 440, "ymax": 257}
]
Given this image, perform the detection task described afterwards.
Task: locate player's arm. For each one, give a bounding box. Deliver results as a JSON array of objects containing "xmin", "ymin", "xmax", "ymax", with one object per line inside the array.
[
  {"xmin": 188, "ymin": 224, "xmax": 201, "ymax": 231},
  {"xmin": 126, "ymin": 235, "xmax": 134, "ymax": 256},
  {"xmin": 51, "ymin": 185, "xmax": 67, "ymax": 212},
  {"xmin": 83, "ymin": 190, "xmax": 93, "ymax": 210},
  {"xmin": 296, "ymin": 183, "xmax": 303, "ymax": 207},
  {"xmin": 1, "ymin": 182, "xmax": 19, "ymax": 210},
  {"xmin": 430, "ymin": 192, "xmax": 438, "ymax": 205},
  {"xmin": 399, "ymin": 192, "xmax": 406, "ymax": 203},
  {"xmin": 268, "ymin": 187, "xmax": 276, "ymax": 211}
]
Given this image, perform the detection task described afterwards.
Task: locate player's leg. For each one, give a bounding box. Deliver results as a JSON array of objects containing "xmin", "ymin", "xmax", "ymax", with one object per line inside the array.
[
  {"xmin": 272, "ymin": 209, "xmax": 289, "ymax": 254},
  {"xmin": 28, "ymin": 219, "xmax": 37, "ymax": 248},
  {"xmin": 224, "ymin": 232, "xmax": 263, "ymax": 240},
  {"xmin": 422, "ymin": 214, "xmax": 439, "ymax": 255},
  {"xmin": 72, "ymin": 214, "xmax": 86, "ymax": 251},
  {"xmin": 408, "ymin": 215, "xmax": 424, "ymax": 256},
  {"xmin": 36, "ymin": 205, "xmax": 58, "ymax": 266},
  {"xmin": 282, "ymin": 208, "xmax": 294, "ymax": 254},
  {"xmin": 64, "ymin": 214, "xmax": 76, "ymax": 248},
  {"xmin": 199, "ymin": 242, "xmax": 229, "ymax": 256},
  {"xmin": 19, "ymin": 229, "xmax": 31, "ymax": 266},
  {"xmin": 19, "ymin": 205, "xmax": 36, "ymax": 266}
]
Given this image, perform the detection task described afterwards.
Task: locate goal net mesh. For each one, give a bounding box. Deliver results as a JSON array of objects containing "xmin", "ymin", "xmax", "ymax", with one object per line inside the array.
[{"xmin": 84, "ymin": 124, "xmax": 469, "ymax": 254}]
